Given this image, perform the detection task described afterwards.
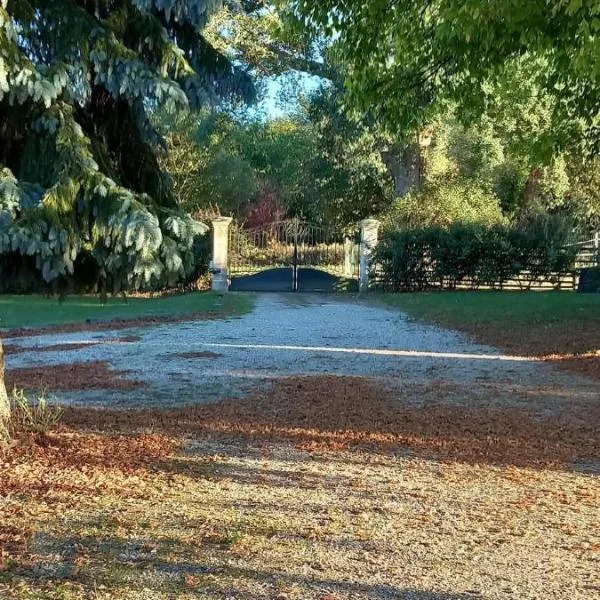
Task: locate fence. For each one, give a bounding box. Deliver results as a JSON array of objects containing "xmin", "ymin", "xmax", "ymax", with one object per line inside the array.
[
  {"xmin": 569, "ymin": 232, "xmax": 600, "ymax": 268},
  {"xmin": 372, "ymin": 229, "xmax": 599, "ymax": 292}
]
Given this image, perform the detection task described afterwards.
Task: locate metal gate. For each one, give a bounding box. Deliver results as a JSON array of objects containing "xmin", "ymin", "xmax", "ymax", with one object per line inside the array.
[{"xmin": 229, "ymin": 218, "xmax": 358, "ymax": 292}]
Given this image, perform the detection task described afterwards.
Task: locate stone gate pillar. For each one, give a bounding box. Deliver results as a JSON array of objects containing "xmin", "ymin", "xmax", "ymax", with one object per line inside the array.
[
  {"xmin": 343, "ymin": 237, "xmax": 354, "ymax": 277},
  {"xmin": 359, "ymin": 218, "xmax": 381, "ymax": 292},
  {"xmin": 211, "ymin": 217, "xmax": 233, "ymax": 292}
]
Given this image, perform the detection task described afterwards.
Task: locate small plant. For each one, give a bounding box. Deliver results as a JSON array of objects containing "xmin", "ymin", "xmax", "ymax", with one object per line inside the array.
[
  {"xmin": 9, "ymin": 388, "xmax": 64, "ymax": 436},
  {"xmin": 221, "ymin": 528, "xmax": 244, "ymax": 549}
]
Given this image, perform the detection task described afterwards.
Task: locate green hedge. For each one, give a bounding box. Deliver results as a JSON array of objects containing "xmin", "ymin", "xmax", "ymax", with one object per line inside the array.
[{"xmin": 374, "ymin": 217, "xmax": 579, "ymax": 291}]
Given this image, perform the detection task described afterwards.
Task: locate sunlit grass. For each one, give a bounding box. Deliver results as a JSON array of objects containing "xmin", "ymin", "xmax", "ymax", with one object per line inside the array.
[
  {"xmin": 377, "ymin": 290, "xmax": 600, "ymax": 327},
  {"xmin": 376, "ymin": 291, "xmax": 600, "ymax": 357}
]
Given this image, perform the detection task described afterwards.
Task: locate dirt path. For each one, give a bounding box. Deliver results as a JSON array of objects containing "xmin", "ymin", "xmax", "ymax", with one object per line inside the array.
[
  {"xmin": 2, "ymin": 295, "xmax": 599, "ymax": 599},
  {"xmin": 4, "ymin": 293, "xmax": 597, "ymax": 409}
]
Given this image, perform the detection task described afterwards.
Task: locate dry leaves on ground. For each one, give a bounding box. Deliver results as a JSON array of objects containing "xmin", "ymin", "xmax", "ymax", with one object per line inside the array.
[
  {"xmin": 457, "ymin": 322, "xmax": 600, "ymax": 380},
  {"xmin": 544, "ymin": 353, "xmax": 600, "ymax": 380},
  {"xmin": 3, "ymin": 336, "xmax": 141, "ymax": 356},
  {"xmin": 62, "ymin": 376, "xmax": 600, "ymax": 470},
  {"xmin": 5, "ymin": 361, "xmax": 143, "ymax": 392},
  {"xmin": 1, "ymin": 375, "xmax": 598, "ymax": 600},
  {"xmin": 0, "ymin": 430, "xmax": 178, "ymax": 555}
]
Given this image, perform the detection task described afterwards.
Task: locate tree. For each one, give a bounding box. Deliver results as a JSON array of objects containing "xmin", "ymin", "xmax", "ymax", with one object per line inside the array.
[
  {"xmin": 0, "ymin": 0, "xmax": 256, "ymax": 294},
  {"xmin": 382, "ymin": 115, "xmax": 507, "ymax": 229},
  {"xmin": 157, "ymin": 110, "xmax": 260, "ymax": 217},
  {"xmin": 0, "ymin": 0, "xmax": 258, "ymax": 426},
  {"xmin": 305, "ymin": 85, "xmax": 393, "ymax": 229},
  {"xmin": 298, "ymin": 0, "xmax": 600, "ymax": 156},
  {"xmin": 204, "ymin": 0, "xmax": 333, "ymax": 79},
  {"xmin": 159, "ymin": 97, "xmax": 393, "ymax": 231},
  {"xmin": 0, "ymin": 337, "xmax": 7, "ymax": 440},
  {"xmin": 159, "ymin": 109, "xmax": 323, "ymax": 221}
]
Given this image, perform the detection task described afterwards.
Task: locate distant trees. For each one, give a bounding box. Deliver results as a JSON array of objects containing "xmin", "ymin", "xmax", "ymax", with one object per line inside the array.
[
  {"xmin": 384, "ymin": 113, "xmax": 600, "ymax": 232},
  {"xmin": 159, "ymin": 87, "xmax": 600, "ymax": 237},
  {"xmin": 158, "ymin": 92, "xmax": 393, "ymax": 232}
]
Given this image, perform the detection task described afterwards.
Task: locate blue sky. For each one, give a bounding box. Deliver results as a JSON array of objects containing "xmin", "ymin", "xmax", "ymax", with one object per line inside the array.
[{"xmin": 254, "ymin": 72, "xmax": 325, "ymax": 119}]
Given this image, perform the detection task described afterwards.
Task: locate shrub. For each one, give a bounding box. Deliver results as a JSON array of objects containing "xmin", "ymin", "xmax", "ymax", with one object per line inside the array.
[
  {"xmin": 374, "ymin": 228, "xmax": 435, "ymax": 291},
  {"xmin": 511, "ymin": 214, "xmax": 578, "ymax": 288},
  {"xmin": 578, "ymin": 267, "xmax": 600, "ymax": 293},
  {"xmin": 374, "ymin": 215, "xmax": 578, "ymax": 291},
  {"xmin": 188, "ymin": 233, "xmax": 211, "ymax": 282},
  {"xmin": 382, "ymin": 182, "xmax": 506, "ymax": 230}
]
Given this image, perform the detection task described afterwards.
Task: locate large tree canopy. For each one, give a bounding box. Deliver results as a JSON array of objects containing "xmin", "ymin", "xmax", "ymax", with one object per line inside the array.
[
  {"xmin": 205, "ymin": 0, "xmax": 332, "ymax": 79},
  {"xmin": 298, "ymin": 0, "xmax": 600, "ymax": 155},
  {"xmin": 0, "ymin": 0, "xmax": 254, "ymax": 293}
]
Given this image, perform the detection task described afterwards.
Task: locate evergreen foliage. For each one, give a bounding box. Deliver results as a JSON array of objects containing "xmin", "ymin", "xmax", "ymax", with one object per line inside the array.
[{"xmin": 0, "ymin": 0, "xmax": 253, "ymax": 292}]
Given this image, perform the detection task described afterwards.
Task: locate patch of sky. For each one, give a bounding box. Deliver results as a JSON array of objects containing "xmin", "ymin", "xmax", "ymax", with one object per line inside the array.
[{"xmin": 249, "ymin": 71, "xmax": 326, "ymax": 120}]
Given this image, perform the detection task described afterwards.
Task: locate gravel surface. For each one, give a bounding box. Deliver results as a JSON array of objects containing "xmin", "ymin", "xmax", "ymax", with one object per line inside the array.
[
  {"xmin": 3, "ymin": 295, "xmax": 599, "ymax": 600},
  {"xmin": 5, "ymin": 293, "xmax": 597, "ymax": 408}
]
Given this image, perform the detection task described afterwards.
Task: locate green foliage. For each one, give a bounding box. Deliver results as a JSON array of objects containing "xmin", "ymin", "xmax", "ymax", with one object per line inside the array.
[
  {"xmin": 305, "ymin": 85, "xmax": 393, "ymax": 229},
  {"xmin": 384, "ymin": 182, "xmax": 505, "ymax": 231},
  {"xmin": 298, "ymin": 0, "xmax": 600, "ymax": 156},
  {"xmin": 375, "ymin": 216, "xmax": 579, "ymax": 291},
  {"xmin": 382, "ymin": 115, "xmax": 508, "ymax": 229},
  {"xmin": 158, "ymin": 90, "xmax": 393, "ymax": 231},
  {"xmin": 382, "ymin": 110, "xmax": 600, "ymax": 232},
  {"xmin": 0, "ymin": 0, "xmax": 255, "ymax": 292},
  {"xmin": 204, "ymin": 1, "xmax": 330, "ymax": 79},
  {"xmin": 560, "ymin": 157, "xmax": 600, "ymax": 231}
]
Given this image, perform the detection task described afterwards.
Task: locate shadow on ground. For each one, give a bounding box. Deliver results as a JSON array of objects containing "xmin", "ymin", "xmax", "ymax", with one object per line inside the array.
[
  {"xmin": 62, "ymin": 375, "xmax": 600, "ymax": 472},
  {"xmin": 20, "ymin": 528, "xmax": 483, "ymax": 600},
  {"xmin": 3, "ymin": 374, "xmax": 598, "ymax": 599}
]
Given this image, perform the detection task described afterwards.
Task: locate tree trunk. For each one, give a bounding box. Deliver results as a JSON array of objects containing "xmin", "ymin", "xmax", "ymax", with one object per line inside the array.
[
  {"xmin": 0, "ymin": 335, "xmax": 9, "ymax": 439},
  {"xmin": 380, "ymin": 130, "xmax": 431, "ymax": 198}
]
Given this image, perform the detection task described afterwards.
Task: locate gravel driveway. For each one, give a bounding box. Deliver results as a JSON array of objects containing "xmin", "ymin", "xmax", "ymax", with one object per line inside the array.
[
  {"xmin": 4, "ymin": 294, "xmax": 599, "ymax": 600},
  {"xmin": 5, "ymin": 293, "xmax": 596, "ymax": 408}
]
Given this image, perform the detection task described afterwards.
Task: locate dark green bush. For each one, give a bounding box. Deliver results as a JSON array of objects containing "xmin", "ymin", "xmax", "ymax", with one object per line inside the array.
[
  {"xmin": 374, "ymin": 216, "xmax": 578, "ymax": 291},
  {"xmin": 188, "ymin": 233, "xmax": 211, "ymax": 282},
  {"xmin": 578, "ymin": 267, "xmax": 600, "ymax": 293},
  {"xmin": 374, "ymin": 228, "xmax": 434, "ymax": 291}
]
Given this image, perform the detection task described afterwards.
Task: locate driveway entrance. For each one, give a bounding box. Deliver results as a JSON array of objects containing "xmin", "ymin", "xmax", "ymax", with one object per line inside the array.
[{"xmin": 228, "ymin": 219, "xmax": 359, "ymax": 292}]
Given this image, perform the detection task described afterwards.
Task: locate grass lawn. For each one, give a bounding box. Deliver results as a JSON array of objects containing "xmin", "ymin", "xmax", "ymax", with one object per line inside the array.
[
  {"xmin": 0, "ymin": 292, "xmax": 254, "ymax": 332},
  {"xmin": 377, "ymin": 291, "xmax": 600, "ymax": 357}
]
